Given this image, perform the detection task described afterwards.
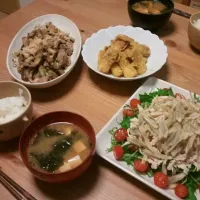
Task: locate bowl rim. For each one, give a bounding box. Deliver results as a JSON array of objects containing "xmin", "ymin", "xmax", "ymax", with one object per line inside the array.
[
  {"xmin": 127, "ymin": 0, "xmax": 174, "ymax": 15},
  {"xmin": 189, "ymin": 11, "xmax": 200, "ymax": 30},
  {"xmin": 19, "ymin": 111, "xmax": 96, "ymax": 177},
  {"xmin": 0, "ymin": 81, "xmax": 32, "ymax": 126},
  {"xmin": 6, "ymin": 14, "xmax": 82, "ymax": 87}
]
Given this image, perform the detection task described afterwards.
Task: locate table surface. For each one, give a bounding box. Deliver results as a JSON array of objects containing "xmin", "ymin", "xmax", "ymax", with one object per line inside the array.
[{"xmin": 0, "ymin": 0, "xmax": 199, "ymax": 199}]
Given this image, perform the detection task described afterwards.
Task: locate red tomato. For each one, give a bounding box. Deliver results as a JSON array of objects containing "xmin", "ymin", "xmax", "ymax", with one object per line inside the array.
[
  {"xmin": 199, "ymin": 184, "xmax": 200, "ymax": 191},
  {"xmin": 123, "ymin": 109, "xmax": 134, "ymax": 117},
  {"xmin": 163, "ymin": 88, "xmax": 169, "ymax": 90},
  {"xmin": 174, "ymin": 184, "xmax": 189, "ymax": 199},
  {"xmin": 113, "ymin": 146, "xmax": 124, "ymax": 160},
  {"xmin": 129, "ymin": 144, "xmax": 137, "ymax": 152},
  {"xmin": 114, "ymin": 128, "xmax": 128, "ymax": 142},
  {"xmin": 130, "ymin": 99, "xmax": 141, "ymax": 109},
  {"xmin": 175, "ymin": 93, "xmax": 186, "ymax": 100},
  {"xmin": 154, "ymin": 172, "xmax": 169, "ymax": 189},
  {"xmin": 133, "ymin": 159, "xmax": 149, "ymax": 173}
]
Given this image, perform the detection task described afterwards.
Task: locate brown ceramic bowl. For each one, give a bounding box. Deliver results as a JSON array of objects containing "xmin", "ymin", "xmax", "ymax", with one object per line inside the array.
[
  {"xmin": 188, "ymin": 12, "xmax": 200, "ymax": 50},
  {"xmin": 19, "ymin": 111, "xmax": 96, "ymax": 183},
  {"xmin": 0, "ymin": 81, "xmax": 32, "ymax": 141}
]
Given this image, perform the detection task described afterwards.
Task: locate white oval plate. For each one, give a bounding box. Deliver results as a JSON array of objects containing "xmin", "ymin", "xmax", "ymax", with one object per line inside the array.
[
  {"xmin": 7, "ymin": 14, "xmax": 82, "ymax": 88},
  {"xmin": 82, "ymin": 26, "xmax": 168, "ymax": 81}
]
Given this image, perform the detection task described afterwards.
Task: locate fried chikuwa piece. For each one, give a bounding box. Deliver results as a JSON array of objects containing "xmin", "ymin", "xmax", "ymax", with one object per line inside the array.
[
  {"xmin": 111, "ymin": 63, "xmax": 123, "ymax": 77},
  {"xmin": 98, "ymin": 47, "xmax": 119, "ymax": 73}
]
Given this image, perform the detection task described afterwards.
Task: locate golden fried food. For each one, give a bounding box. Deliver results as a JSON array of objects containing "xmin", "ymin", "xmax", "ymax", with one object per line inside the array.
[
  {"xmin": 116, "ymin": 34, "xmax": 135, "ymax": 43},
  {"xmin": 97, "ymin": 34, "xmax": 150, "ymax": 78},
  {"xmin": 98, "ymin": 47, "xmax": 119, "ymax": 73},
  {"xmin": 111, "ymin": 63, "xmax": 123, "ymax": 77},
  {"xmin": 123, "ymin": 64, "xmax": 138, "ymax": 78},
  {"xmin": 111, "ymin": 39, "xmax": 128, "ymax": 51}
]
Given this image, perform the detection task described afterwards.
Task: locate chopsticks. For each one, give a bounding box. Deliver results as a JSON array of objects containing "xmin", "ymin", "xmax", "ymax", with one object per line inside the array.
[
  {"xmin": 173, "ymin": 8, "xmax": 191, "ymax": 19},
  {"xmin": 0, "ymin": 169, "xmax": 37, "ymax": 200}
]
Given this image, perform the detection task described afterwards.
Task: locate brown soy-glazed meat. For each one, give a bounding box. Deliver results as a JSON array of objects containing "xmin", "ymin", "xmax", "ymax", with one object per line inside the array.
[{"xmin": 14, "ymin": 22, "xmax": 75, "ymax": 83}]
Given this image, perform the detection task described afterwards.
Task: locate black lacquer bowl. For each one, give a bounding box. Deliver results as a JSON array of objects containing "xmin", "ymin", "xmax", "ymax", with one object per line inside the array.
[{"xmin": 128, "ymin": 0, "xmax": 174, "ymax": 31}]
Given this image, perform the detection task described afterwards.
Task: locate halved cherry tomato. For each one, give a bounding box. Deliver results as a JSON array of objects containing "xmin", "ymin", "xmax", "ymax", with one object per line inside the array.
[
  {"xmin": 123, "ymin": 109, "xmax": 134, "ymax": 117},
  {"xmin": 163, "ymin": 88, "xmax": 169, "ymax": 90},
  {"xmin": 130, "ymin": 99, "xmax": 141, "ymax": 109},
  {"xmin": 114, "ymin": 128, "xmax": 128, "ymax": 142},
  {"xmin": 198, "ymin": 184, "xmax": 200, "ymax": 191},
  {"xmin": 133, "ymin": 159, "xmax": 149, "ymax": 173},
  {"xmin": 113, "ymin": 146, "xmax": 124, "ymax": 160},
  {"xmin": 154, "ymin": 172, "xmax": 169, "ymax": 189},
  {"xmin": 174, "ymin": 184, "xmax": 189, "ymax": 199},
  {"xmin": 175, "ymin": 93, "xmax": 186, "ymax": 100},
  {"xmin": 129, "ymin": 144, "xmax": 137, "ymax": 152}
]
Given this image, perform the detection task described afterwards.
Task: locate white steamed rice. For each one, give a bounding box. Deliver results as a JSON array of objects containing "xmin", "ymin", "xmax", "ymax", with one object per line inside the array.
[
  {"xmin": 193, "ymin": 19, "xmax": 200, "ymax": 30},
  {"xmin": 0, "ymin": 94, "xmax": 27, "ymax": 125}
]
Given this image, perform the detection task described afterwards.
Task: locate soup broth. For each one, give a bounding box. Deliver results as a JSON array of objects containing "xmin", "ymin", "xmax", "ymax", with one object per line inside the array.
[
  {"xmin": 28, "ymin": 122, "xmax": 91, "ymax": 173},
  {"xmin": 132, "ymin": 1, "xmax": 169, "ymax": 15}
]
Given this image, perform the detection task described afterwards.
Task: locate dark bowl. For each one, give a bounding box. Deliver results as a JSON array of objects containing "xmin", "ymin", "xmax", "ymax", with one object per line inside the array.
[
  {"xmin": 19, "ymin": 111, "xmax": 96, "ymax": 183},
  {"xmin": 127, "ymin": 0, "xmax": 174, "ymax": 31}
]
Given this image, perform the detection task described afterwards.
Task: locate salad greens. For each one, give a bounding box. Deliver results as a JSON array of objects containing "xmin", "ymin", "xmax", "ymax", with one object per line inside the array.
[
  {"xmin": 107, "ymin": 88, "xmax": 200, "ymax": 200},
  {"xmin": 139, "ymin": 88, "xmax": 174, "ymax": 104}
]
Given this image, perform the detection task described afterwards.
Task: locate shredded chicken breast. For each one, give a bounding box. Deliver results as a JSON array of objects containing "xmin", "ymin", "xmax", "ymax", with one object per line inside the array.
[{"xmin": 128, "ymin": 95, "xmax": 200, "ymax": 182}]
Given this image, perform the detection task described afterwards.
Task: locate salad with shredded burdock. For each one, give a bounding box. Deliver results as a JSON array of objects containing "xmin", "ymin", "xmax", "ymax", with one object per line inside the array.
[{"xmin": 107, "ymin": 88, "xmax": 200, "ymax": 200}]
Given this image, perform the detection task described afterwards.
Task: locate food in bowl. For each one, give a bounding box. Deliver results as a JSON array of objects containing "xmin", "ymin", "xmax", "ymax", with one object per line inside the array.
[
  {"xmin": 127, "ymin": 0, "xmax": 174, "ymax": 30},
  {"xmin": 132, "ymin": 1, "xmax": 169, "ymax": 15},
  {"xmin": 107, "ymin": 88, "xmax": 200, "ymax": 199},
  {"xmin": 98, "ymin": 34, "xmax": 150, "ymax": 78},
  {"xmin": 28, "ymin": 122, "xmax": 91, "ymax": 173},
  {"xmin": 0, "ymin": 89, "xmax": 27, "ymax": 125},
  {"xmin": 13, "ymin": 22, "xmax": 75, "ymax": 83},
  {"xmin": 193, "ymin": 18, "xmax": 200, "ymax": 30}
]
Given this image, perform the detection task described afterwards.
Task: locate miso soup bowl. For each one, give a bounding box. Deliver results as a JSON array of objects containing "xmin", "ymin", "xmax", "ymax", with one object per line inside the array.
[
  {"xmin": 19, "ymin": 111, "xmax": 96, "ymax": 183},
  {"xmin": 127, "ymin": 0, "xmax": 174, "ymax": 30}
]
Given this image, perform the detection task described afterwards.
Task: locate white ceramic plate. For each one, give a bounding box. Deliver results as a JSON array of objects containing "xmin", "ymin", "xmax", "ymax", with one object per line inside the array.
[
  {"xmin": 7, "ymin": 14, "xmax": 82, "ymax": 88},
  {"xmin": 82, "ymin": 26, "xmax": 168, "ymax": 81},
  {"xmin": 96, "ymin": 77, "xmax": 200, "ymax": 200}
]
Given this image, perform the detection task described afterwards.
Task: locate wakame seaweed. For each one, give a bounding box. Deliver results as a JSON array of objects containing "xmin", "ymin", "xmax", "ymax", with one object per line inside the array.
[
  {"xmin": 31, "ymin": 136, "xmax": 72, "ymax": 172},
  {"xmin": 44, "ymin": 128, "xmax": 62, "ymax": 137}
]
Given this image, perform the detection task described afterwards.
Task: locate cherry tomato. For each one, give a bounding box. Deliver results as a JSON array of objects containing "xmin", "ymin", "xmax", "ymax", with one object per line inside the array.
[
  {"xmin": 174, "ymin": 184, "xmax": 189, "ymax": 199},
  {"xmin": 123, "ymin": 109, "xmax": 134, "ymax": 117},
  {"xmin": 198, "ymin": 184, "xmax": 200, "ymax": 191},
  {"xmin": 175, "ymin": 93, "xmax": 186, "ymax": 100},
  {"xmin": 154, "ymin": 172, "xmax": 169, "ymax": 189},
  {"xmin": 133, "ymin": 159, "xmax": 149, "ymax": 173},
  {"xmin": 130, "ymin": 99, "xmax": 141, "ymax": 109},
  {"xmin": 129, "ymin": 144, "xmax": 137, "ymax": 152},
  {"xmin": 113, "ymin": 146, "xmax": 124, "ymax": 160},
  {"xmin": 163, "ymin": 88, "xmax": 169, "ymax": 90},
  {"xmin": 114, "ymin": 128, "xmax": 128, "ymax": 142}
]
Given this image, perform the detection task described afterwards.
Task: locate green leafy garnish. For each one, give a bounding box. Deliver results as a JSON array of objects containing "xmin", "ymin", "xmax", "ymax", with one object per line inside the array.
[
  {"xmin": 122, "ymin": 151, "xmax": 142, "ymax": 165},
  {"xmin": 147, "ymin": 168, "xmax": 154, "ymax": 178},
  {"xmin": 120, "ymin": 116, "xmax": 132, "ymax": 129},
  {"xmin": 184, "ymin": 174, "xmax": 199, "ymax": 200},
  {"xmin": 194, "ymin": 93, "xmax": 200, "ymax": 103},
  {"xmin": 139, "ymin": 88, "xmax": 174, "ymax": 104}
]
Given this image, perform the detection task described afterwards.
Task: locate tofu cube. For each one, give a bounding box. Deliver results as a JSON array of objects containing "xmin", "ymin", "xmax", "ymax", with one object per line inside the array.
[
  {"xmin": 58, "ymin": 162, "xmax": 71, "ymax": 173},
  {"xmin": 73, "ymin": 140, "xmax": 86, "ymax": 153},
  {"xmin": 63, "ymin": 127, "xmax": 72, "ymax": 136},
  {"xmin": 68, "ymin": 155, "xmax": 82, "ymax": 168}
]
